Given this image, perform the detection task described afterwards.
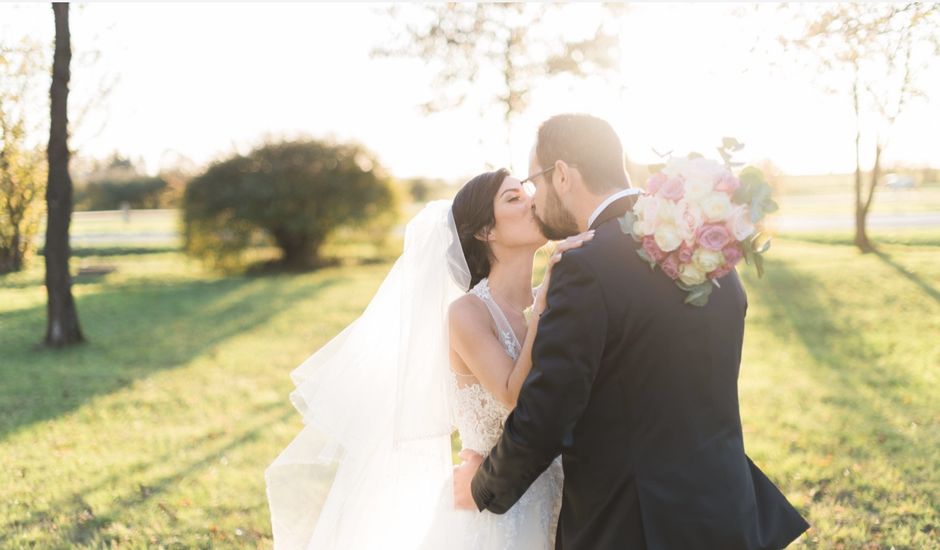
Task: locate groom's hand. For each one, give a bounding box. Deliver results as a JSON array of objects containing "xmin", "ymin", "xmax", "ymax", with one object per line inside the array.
[{"xmin": 453, "ymin": 449, "xmax": 484, "ymax": 510}]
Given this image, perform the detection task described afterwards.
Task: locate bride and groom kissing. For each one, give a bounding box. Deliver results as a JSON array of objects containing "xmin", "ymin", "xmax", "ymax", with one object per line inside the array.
[{"xmin": 265, "ymin": 113, "xmax": 809, "ymax": 549}]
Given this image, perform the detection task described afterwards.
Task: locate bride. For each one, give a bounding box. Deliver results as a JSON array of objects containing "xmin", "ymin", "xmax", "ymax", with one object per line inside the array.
[{"xmin": 265, "ymin": 168, "xmax": 593, "ymax": 549}]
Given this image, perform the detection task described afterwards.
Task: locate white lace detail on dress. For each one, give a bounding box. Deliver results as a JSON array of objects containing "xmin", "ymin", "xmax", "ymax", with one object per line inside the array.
[
  {"xmin": 421, "ymin": 277, "xmax": 563, "ymax": 550},
  {"xmin": 450, "ymin": 278, "xmax": 519, "ymax": 455}
]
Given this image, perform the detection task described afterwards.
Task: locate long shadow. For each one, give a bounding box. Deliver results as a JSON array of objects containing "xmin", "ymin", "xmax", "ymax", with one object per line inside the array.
[
  {"xmin": 756, "ymin": 259, "xmax": 920, "ymax": 443},
  {"xmin": 0, "ymin": 271, "xmax": 342, "ymax": 442},
  {"xmin": 70, "ymin": 245, "xmax": 180, "ymax": 258},
  {"xmin": 1, "ymin": 400, "xmax": 294, "ymax": 546},
  {"xmin": 873, "ymin": 250, "xmax": 940, "ymax": 305},
  {"xmin": 749, "ymin": 258, "xmax": 930, "ymax": 503}
]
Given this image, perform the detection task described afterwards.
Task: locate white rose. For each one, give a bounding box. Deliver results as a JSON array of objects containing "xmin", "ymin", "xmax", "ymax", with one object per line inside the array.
[
  {"xmin": 693, "ymin": 248, "xmax": 724, "ymax": 273},
  {"xmin": 683, "ymin": 176, "xmax": 712, "ymax": 201},
  {"xmin": 728, "ymin": 205, "xmax": 756, "ymax": 241},
  {"xmin": 654, "ymin": 224, "xmax": 682, "ymax": 252},
  {"xmin": 679, "ymin": 262, "xmax": 706, "ymax": 286},
  {"xmin": 700, "ymin": 192, "xmax": 734, "ymax": 222},
  {"xmin": 662, "ymin": 157, "xmax": 691, "ymax": 178}
]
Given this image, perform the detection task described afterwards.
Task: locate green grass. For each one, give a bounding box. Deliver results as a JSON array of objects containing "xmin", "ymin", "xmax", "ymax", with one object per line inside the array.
[{"xmin": 1, "ymin": 229, "xmax": 938, "ymax": 548}]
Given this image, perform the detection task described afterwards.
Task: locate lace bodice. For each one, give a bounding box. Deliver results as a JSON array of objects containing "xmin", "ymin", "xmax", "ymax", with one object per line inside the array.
[{"xmin": 451, "ymin": 278, "xmax": 522, "ymax": 455}]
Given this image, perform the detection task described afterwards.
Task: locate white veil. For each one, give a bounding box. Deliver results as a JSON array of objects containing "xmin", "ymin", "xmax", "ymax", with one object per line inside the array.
[{"xmin": 265, "ymin": 200, "xmax": 471, "ymax": 549}]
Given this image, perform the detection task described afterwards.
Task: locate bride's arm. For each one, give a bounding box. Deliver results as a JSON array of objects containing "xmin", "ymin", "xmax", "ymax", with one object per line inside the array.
[
  {"xmin": 449, "ymin": 300, "xmax": 519, "ymax": 409},
  {"xmin": 450, "ymin": 230, "xmax": 595, "ymax": 409}
]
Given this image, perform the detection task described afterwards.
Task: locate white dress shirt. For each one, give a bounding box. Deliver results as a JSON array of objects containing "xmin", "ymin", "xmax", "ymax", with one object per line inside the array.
[{"xmin": 587, "ymin": 188, "xmax": 642, "ymax": 229}]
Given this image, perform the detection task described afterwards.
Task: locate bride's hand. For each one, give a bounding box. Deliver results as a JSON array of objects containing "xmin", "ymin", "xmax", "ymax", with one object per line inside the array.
[
  {"xmin": 533, "ymin": 230, "xmax": 595, "ymax": 316},
  {"xmin": 453, "ymin": 449, "xmax": 484, "ymax": 510}
]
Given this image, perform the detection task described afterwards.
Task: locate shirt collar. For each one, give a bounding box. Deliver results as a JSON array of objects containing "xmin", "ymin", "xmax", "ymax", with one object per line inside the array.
[{"xmin": 587, "ymin": 188, "xmax": 642, "ymax": 229}]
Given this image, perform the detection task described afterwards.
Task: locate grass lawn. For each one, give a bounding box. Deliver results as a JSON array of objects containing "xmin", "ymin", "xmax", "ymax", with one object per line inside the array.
[{"xmin": 1, "ymin": 228, "xmax": 937, "ymax": 548}]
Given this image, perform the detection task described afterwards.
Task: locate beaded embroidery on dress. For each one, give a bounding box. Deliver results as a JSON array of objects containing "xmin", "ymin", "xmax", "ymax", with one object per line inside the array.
[{"xmin": 418, "ymin": 278, "xmax": 563, "ymax": 550}]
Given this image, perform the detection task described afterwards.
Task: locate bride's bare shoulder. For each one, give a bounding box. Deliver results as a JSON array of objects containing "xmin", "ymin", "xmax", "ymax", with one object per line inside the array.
[{"xmin": 448, "ymin": 294, "xmax": 489, "ymax": 332}]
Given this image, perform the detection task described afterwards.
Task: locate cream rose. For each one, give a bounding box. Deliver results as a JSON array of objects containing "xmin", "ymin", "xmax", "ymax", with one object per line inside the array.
[
  {"xmin": 679, "ymin": 262, "xmax": 706, "ymax": 286},
  {"xmin": 700, "ymin": 192, "xmax": 734, "ymax": 222},
  {"xmin": 693, "ymin": 248, "xmax": 724, "ymax": 273},
  {"xmin": 633, "ymin": 219, "xmax": 654, "ymax": 237},
  {"xmin": 654, "ymin": 224, "xmax": 682, "ymax": 252}
]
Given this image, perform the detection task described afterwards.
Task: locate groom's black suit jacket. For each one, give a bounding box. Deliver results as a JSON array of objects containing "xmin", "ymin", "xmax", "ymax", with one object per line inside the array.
[{"xmin": 471, "ymin": 195, "xmax": 809, "ymax": 549}]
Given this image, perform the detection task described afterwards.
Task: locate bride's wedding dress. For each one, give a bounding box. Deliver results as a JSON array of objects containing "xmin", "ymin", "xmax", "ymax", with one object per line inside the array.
[{"xmin": 418, "ymin": 278, "xmax": 563, "ymax": 550}]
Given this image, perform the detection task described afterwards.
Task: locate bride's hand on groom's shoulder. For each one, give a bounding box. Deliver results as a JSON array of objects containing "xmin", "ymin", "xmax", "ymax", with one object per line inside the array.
[
  {"xmin": 453, "ymin": 449, "xmax": 484, "ymax": 510},
  {"xmin": 534, "ymin": 230, "xmax": 595, "ymax": 316}
]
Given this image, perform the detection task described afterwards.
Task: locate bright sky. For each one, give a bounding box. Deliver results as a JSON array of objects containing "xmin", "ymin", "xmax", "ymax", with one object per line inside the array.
[{"xmin": 3, "ymin": 2, "xmax": 938, "ymax": 181}]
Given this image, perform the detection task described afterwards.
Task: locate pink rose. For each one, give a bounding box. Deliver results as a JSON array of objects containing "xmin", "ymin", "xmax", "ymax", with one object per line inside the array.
[
  {"xmin": 715, "ymin": 174, "xmax": 741, "ymax": 195},
  {"xmin": 658, "ymin": 176, "xmax": 686, "ymax": 201},
  {"xmin": 646, "ymin": 172, "xmax": 667, "ymax": 195},
  {"xmin": 696, "ymin": 224, "xmax": 733, "ymax": 251},
  {"xmin": 677, "ymin": 241, "xmax": 694, "ymax": 264},
  {"xmin": 660, "ymin": 253, "xmax": 680, "ymax": 280},
  {"xmin": 722, "ymin": 244, "xmax": 743, "ymax": 266},
  {"xmin": 642, "ymin": 236, "xmax": 667, "ymax": 262}
]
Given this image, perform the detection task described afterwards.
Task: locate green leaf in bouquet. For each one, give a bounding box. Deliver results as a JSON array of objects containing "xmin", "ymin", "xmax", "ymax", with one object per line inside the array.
[
  {"xmin": 755, "ymin": 234, "xmax": 772, "ymax": 254},
  {"xmin": 738, "ymin": 166, "xmax": 767, "ymax": 186},
  {"xmin": 648, "ymin": 162, "xmax": 665, "ymax": 174},
  {"xmin": 753, "ymin": 250, "xmax": 765, "ymax": 278},
  {"xmin": 762, "ymin": 198, "xmax": 779, "ymax": 214},
  {"xmin": 678, "ymin": 281, "xmax": 713, "ymax": 307},
  {"xmin": 747, "ymin": 182, "xmax": 775, "ymax": 223},
  {"xmin": 619, "ymin": 212, "xmax": 637, "ymax": 237},
  {"xmin": 721, "ymin": 137, "xmax": 744, "ymax": 151},
  {"xmin": 687, "ymin": 151, "xmax": 704, "ymax": 160},
  {"xmin": 635, "ymin": 248, "xmax": 657, "ymax": 269},
  {"xmin": 743, "ymin": 238, "xmax": 756, "ymax": 266}
]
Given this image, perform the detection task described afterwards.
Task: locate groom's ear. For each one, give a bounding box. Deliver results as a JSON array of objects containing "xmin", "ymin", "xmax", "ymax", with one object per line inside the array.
[{"xmin": 555, "ymin": 160, "xmax": 574, "ymax": 194}]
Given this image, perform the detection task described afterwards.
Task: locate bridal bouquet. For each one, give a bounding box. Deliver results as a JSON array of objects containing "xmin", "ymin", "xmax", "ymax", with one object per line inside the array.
[{"xmin": 619, "ymin": 149, "xmax": 777, "ymax": 306}]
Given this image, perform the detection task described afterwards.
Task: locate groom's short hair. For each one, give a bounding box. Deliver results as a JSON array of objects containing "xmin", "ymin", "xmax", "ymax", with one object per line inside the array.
[{"xmin": 536, "ymin": 114, "xmax": 630, "ymax": 194}]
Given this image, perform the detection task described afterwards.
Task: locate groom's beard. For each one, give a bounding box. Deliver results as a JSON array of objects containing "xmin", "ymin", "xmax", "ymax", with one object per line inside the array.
[{"xmin": 534, "ymin": 183, "xmax": 580, "ymax": 240}]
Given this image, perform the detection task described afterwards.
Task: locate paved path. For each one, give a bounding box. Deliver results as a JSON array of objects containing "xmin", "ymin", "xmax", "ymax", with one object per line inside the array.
[{"xmin": 774, "ymin": 212, "xmax": 940, "ymax": 232}]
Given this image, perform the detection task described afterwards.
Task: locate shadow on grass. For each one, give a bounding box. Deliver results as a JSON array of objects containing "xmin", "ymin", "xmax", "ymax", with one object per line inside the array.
[
  {"xmin": 873, "ymin": 250, "xmax": 940, "ymax": 305},
  {"xmin": 0, "ymin": 272, "xmax": 340, "ymax": 443},
  {"xmin": 70, "ymin": 246, "xmax": 181, "ymax": 258},
  {"xmin": 750, "ymin": 257, "xmax": 930, "ymax": 508},
  {"xmin": 1, "ymin": 400, "xmax": 294, "ymax": 546}
]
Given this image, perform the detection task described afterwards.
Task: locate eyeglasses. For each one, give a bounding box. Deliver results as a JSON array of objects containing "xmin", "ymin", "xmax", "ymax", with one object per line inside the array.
[{"xmin": 520, "ymin": 164, "xmax": 577, "ymax": 197}]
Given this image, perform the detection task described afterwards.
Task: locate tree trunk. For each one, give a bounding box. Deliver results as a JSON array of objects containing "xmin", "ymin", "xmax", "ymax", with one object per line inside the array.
[
  {"xmin": 856, "ymin": 141, "xmax": 881, "ymax": 254},
  {"xmin": 851, "ymin": 75, "xmax": 874, "ymax": 253},
  {"xmin": 273, "ymin": 228, "xmax": 321, "ymax": 270},
  {"xmin": 44, "ymin": 2, "xmax": 84, "ymax": 347}
]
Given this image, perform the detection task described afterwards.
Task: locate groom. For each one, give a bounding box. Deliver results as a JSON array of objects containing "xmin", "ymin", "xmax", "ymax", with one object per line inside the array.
[{"xmin": 453, "ymin": 114, "xmax": 809, "ymax": 549}]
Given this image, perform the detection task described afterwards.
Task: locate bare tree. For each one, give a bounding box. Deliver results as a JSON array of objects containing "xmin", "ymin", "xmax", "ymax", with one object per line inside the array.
[
  {"xmin": 376, "ymin": 4, "xmax": 625, "ymax": 154},
  {"xmin": 783, "ymin": 3, "xmax": 940, "ymax": 252},
  {"xmin": 44, "ymin": 2, "xmax": 83, "ymax": 347}
]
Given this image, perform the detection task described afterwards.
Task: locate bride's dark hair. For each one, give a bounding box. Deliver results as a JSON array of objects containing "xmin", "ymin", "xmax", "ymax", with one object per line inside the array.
[{"xmin": 451, "ymin": 168, "xmax": 510, "ymax": 291}]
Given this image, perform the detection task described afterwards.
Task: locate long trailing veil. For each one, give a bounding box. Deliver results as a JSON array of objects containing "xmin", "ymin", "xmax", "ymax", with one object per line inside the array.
[{"xmin": 265, "ymin": 200, "xmax": 471, "ymax": 549}]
